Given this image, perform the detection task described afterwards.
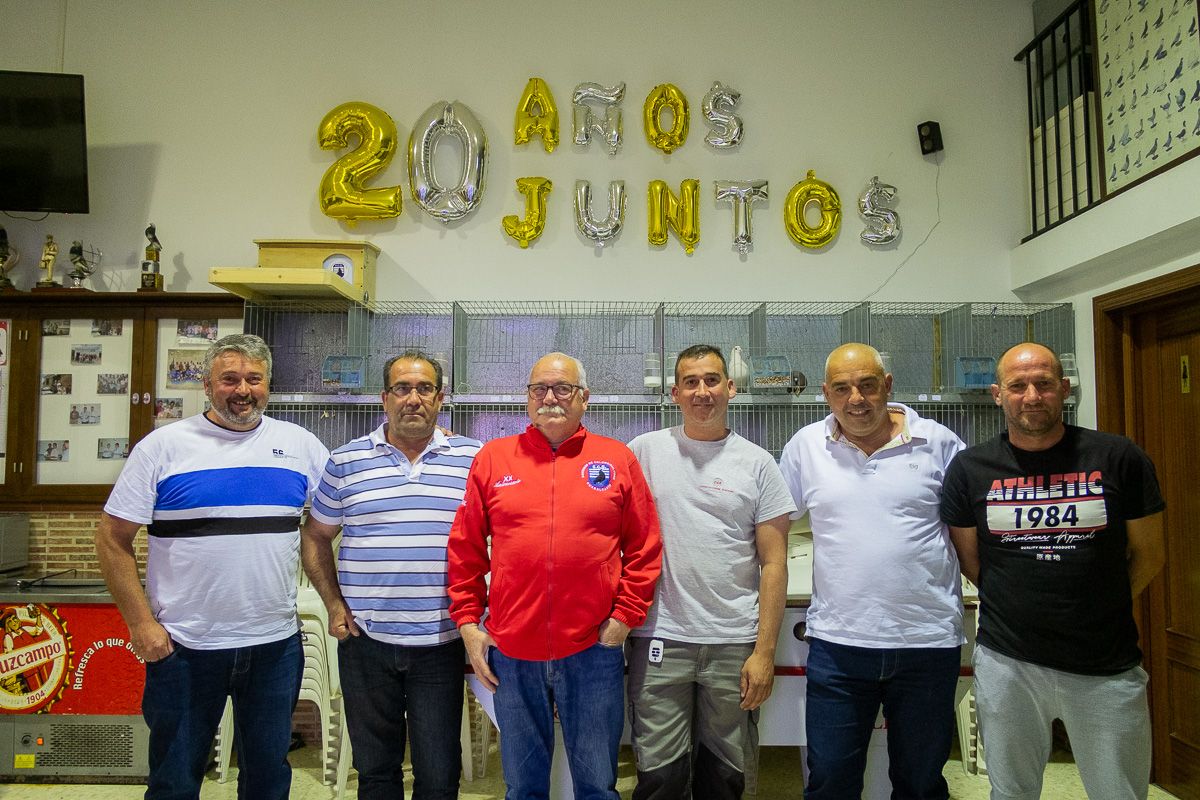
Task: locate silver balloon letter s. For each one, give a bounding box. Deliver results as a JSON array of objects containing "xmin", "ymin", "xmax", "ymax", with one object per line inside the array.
[
  {"xmin": 408, "ymin": 101, "xmax": 488, "ymax": 224},
  {"xmin": 572, "ymin": 82, "xmax": 625, "ymax": 155},
  {"xmin": 714, "ymin": 180, "xmax": 767, "ymax": 254},
  {"xmin": 858, "ymin": 176, "xmax": 901, "ymax": 245},
  {"xmin": 574, "ymin": 180, "xmax": 627, "ymax": 247},
  {"xmin": 702, "ymin": 82, "xmax": 743, "ymax": 148}
]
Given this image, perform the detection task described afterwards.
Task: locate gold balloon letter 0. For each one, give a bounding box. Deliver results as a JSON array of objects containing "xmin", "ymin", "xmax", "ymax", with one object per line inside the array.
[
  {"xmin": 643, "ymin": 84, "xmax": 689, "ymax": 154},
  {"xmin": 318, "ymin": 102, "xmax": 404, "ymax": 224},
  {"xmin": 784, "ymin": 170, "xmax": 842, "ymax": 249},
  {"xmin": 514, "ymin": 78, "xmax": 559, "ymax": 154},
  {"xmin": 647, "ymin": 179, "xmax": 700, "ymax": 254},
  {"xmin": 502, "ymin": 177, "xmax": 553, "ymax": 248}
]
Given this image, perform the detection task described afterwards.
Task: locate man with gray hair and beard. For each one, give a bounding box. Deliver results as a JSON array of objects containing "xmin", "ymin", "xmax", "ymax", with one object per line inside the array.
[
  {"xmin": 448, "ymin": 351, "xmax": 662, "ymax": 800},
  {"xmin": 97, "ymin": 333, "xmax": 329, "ymax": 800}
]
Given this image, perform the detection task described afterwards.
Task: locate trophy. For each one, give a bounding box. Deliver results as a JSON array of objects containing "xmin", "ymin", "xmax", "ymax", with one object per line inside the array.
[
  {"xmin": 0, "ymin": 225, "xmax": 19, "ymax": 291},
  {"xmin": 35, "ymin": 234, "xmax": 61, "ymax": 288},
  {"xmin": 139, "ymin": 223, "xmax": 164, "ymax": 291},
  {"xmin": 66, "ymin": 240, "xmax": 102, "ymax": 289}
]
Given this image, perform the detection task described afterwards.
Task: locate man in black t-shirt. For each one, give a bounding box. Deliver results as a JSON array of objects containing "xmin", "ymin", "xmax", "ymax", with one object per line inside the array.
[{"xmin": 940, "ymin": 342, "xmax": 1165, "ymax": 800}]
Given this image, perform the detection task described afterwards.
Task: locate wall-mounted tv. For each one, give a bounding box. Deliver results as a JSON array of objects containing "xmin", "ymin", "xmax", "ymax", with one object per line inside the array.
[{"xmin": 0, "ymin": 70, "xmax": 90, "ymax": 214}]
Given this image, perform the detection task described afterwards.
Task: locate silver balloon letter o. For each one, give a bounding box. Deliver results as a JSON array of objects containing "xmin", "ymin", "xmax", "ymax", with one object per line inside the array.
[{"xmin": 408, "ymin": 101, "xmax": 489, "ymax": 223}]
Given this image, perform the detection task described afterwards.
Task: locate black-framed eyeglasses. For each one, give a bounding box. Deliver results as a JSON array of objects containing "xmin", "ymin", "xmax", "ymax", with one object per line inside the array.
[
  {"xmin": 527, "ymin": 383, "xmax": 583, "ymax": 400},
  {"xmin": 386, "ymin": 382, "xmax": 438, "ymax": 398}
]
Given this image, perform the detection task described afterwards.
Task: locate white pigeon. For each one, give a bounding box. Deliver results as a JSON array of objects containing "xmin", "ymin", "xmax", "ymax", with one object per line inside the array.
[{"xmin": 728, "ymin": 345, "xmax": 751, "ymax": 389}]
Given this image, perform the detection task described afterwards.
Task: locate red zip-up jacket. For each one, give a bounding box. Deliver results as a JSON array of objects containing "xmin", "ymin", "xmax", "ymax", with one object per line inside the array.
[{"xmin": 447, "ymin": 424, "xmax": 662, "ymax": 661}]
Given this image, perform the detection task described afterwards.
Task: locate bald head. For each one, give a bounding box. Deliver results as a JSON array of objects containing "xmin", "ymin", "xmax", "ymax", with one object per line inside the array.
[
  {"xmin": 996, "ymin": 343, "xmax": 1062, "ymax": 384},
  {"xmin": 824, "ymin": 343, "xmax": 885, "ymax": 383}
]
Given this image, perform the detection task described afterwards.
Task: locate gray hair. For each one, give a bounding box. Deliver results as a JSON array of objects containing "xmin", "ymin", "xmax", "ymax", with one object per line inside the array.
[
  {"xmin": 529, "ymin": 352, "xmax": 588, "ymax": 389},
  {"xmin": 205, "ymin": 333, "xmax": 273, "ymax": 378}
]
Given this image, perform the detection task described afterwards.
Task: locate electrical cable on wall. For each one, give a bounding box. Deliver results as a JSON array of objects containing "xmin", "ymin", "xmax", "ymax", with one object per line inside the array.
[{"xmin": 861, "ymin": 152, "xmax": 942, "ymax": 302}]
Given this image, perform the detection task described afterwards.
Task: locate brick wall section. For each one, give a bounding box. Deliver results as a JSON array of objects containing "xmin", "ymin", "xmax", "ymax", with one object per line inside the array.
[
  {"xmin": 23, "ymin": 510, "xmax": 326, "ymax": 747},
  {"xmin": 27, "ymin": 510, "xmax": 138, "ymax": 577}
]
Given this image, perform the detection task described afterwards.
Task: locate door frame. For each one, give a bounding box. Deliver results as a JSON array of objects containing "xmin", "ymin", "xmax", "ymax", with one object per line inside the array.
[{"xmin": 1093, "ymin": 261, "xmax": 1200, "ymax": 788}]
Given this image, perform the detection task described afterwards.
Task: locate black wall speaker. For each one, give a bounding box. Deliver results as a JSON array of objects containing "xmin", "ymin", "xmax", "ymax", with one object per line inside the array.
[{"xmin": 917, "ymin": 121, "xmax": 943, "ymax": 155}]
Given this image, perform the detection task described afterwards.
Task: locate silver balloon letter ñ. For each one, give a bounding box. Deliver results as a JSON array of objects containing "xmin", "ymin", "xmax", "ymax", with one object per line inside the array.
[{"xmin": 572, "ymin": 82, "xmax": 625, "ymax": 155}]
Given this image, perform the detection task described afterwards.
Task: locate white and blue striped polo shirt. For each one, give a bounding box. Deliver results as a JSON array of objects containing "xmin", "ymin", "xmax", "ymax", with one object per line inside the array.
[{"xmin": 309, "ymin": 425, "xmax": 481, "ymax": 646}]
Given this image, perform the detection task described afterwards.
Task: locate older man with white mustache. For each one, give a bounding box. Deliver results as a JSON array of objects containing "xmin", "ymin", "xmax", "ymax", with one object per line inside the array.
[{"xmin": 448, "ymin": 352, "xmax": 662, "ymax": 800}]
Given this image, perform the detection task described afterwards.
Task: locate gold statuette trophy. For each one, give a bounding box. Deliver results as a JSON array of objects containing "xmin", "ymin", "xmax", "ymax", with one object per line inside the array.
[
  {"xmin": 139, "ymin": 223, "xmax": 164, "ymax": 291},
  {"xmin": 35, "ymin": 234, "xmax": 61, "ymax": 288}
]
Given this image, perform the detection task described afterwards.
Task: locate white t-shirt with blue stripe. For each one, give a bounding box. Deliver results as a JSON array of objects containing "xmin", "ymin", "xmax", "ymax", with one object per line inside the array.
[
  {"xmin": 104, "ymin": 413, "xmax": 329, "ymax": 650},
  {"xmin": 309, "ymin": 425, "xmax": 481, "ymax": 646}
]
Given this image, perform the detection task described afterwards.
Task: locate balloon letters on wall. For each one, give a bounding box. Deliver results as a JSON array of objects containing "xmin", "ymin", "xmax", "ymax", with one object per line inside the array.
[
  {"xmin": 514, "ymin": 78, "xmax": 559, "ymax": 154},
  {"xmin": 574, "ymin": 180, "xmax": 626, "ymax": 247},
  {"xmin": 572, "ymin": 82, "xmax": 625, "ymax": 155},
  {"xmin": 784, "ymin": 170, "xmax": 842, "ymax": 249},
  {"xmin": 858, "ymin": 175, "xmax": 901, "ymax": 245},
  {"xmin": 714, "ymin": 180, "xmax": 767, "ymax": 254},
  {"xmin": 647, "ymin": 179, "xmax": 700, "ymax": 254},
  {"xmin": 502, "ymin": 177, "xmax": 553, "ymax": 248},
  {"xmin": 701, "ymin": 82, "xmax": 743, "ymax": 148},
  {"xmin": 317, "ymin": 102, "xmax": 404, "ymax": 225},
  {"xmin": 643, "ymin": 84, "xmax": 689, "ymax": 154},
  {"xmin": 408, "ymin": 101, "xmax": 489, "ymax": 224}
]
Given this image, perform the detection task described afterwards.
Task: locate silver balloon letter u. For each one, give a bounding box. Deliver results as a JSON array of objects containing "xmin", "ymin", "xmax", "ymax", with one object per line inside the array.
[{"xmin": 574, "ymin": 180, "xmax": 627, "ymax": 247}]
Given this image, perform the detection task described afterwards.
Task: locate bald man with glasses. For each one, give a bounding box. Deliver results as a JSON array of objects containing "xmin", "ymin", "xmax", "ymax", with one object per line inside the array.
[
  {"xmin": 303, "ymin": 352, "xmax": 482, "ymax": 800},
  {"xmin": 448, "ymin": 352, "xmax": 662, "ymax": 800}
]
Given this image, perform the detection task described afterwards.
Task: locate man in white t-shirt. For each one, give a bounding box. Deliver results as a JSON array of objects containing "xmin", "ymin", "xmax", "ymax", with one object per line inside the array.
[
  {"xmin": 778, "ymin": 343, "xmax": 965, "ymax": 800},
  {"xmin": 627, "ymin": 345, "xmax": 795, "ymax": 799},
  {"xmin": 96, "ymin": 334, "xmax": 328, "ymax": 800}
]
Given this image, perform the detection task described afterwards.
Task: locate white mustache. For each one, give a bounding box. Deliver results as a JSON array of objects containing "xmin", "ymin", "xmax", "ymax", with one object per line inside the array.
[{"xmin": 537, "ymin": 406, "xmax": 568, "ymax": 417}]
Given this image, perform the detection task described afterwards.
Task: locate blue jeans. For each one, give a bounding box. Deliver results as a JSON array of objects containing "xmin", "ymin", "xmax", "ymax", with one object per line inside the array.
[
  {"xmin": 141, "ymin": 631, "xmax": 303, "ymax": 800},
  {"xmin": 490, "ymin": 641, "xmax": 625, "ymax": 800},
  {"xmin": 338, "ymin": 634, "xmax": 465, "ymax": 800},
  {"xmin": 804, "ymin": 637, "xmax": 960, "ymax": 800}
]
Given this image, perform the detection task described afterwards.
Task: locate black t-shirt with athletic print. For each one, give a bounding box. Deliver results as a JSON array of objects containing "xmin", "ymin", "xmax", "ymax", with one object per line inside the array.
[{"xmin": 940, "ymin": 425, "xmax": 1164, "ymax": 675}]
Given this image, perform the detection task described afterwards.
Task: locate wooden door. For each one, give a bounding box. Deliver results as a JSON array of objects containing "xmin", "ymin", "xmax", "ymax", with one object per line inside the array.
[{"xmin": 1096, "ymin": 267, "xmax": 1200, "ymax": 799}]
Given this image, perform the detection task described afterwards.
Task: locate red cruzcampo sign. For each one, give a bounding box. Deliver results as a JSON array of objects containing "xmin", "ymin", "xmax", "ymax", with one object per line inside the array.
[{"xmin": 1, "ymin": 603, "xmax": 143, "ymax": 716}]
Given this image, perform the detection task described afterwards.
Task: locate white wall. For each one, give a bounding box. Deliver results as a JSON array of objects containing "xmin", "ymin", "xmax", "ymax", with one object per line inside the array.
[{"xmin": 1, "ymin": 0, "xmax": 1035, "ymax": 303}]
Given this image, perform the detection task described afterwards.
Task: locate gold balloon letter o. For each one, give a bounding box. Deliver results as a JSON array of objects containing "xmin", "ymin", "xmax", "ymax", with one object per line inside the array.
[{"xmin": 784, "ymin": 170, "xmax": 842, "ymax": 249}]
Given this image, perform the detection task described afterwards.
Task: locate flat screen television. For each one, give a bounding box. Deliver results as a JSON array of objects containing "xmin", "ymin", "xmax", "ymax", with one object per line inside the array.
[{"xmin": 0, "ymin": 70, "xmax": 90, "ymax": 214}]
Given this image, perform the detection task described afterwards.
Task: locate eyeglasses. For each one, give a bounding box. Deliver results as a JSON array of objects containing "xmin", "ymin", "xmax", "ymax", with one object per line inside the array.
[
  {"xmin": 386, "ymin": 382, "xmax": 438, "ymax": 398},
  {"xmin": 526, "ymin": 383, "xmax": 583, "ymax": 400}
]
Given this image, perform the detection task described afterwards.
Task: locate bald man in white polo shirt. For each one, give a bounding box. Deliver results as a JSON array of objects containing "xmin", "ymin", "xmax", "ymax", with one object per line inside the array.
[{"xmin": 778, "ymin": 343, "xmax": 965, "ymax": 799}]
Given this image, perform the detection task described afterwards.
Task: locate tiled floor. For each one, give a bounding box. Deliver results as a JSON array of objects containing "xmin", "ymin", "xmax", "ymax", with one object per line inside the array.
[{"xmin": 0, "ymin": 742, "xmax": 1181, "ymax": 799}]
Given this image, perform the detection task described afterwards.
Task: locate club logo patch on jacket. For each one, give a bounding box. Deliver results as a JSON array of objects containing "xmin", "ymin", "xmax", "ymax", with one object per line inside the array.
[{"xmin": 582, "ymin": 461, "xmax": 614, "ymax": 491}]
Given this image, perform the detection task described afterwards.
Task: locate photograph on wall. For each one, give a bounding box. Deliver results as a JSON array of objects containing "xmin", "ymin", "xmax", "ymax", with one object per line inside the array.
[
  {"xmin": 40, "ymin": 373, "xmax": 73, "ymax": 395},
  {"xmin": 0, "ymin": 319, "xmax": 7, "ymax": 366},
  {"xmin": 97, "ymin": 438, "xmax": 129, "ymax": 460},
  {"xmin": 69, "ymin": 404, "xmax": 100, "ymax": 425},
  {"xmin": 154, "ymin": 397, "xmax": 184, "ymax": 423},
  {"xmin": 37, "ymin": 440, "xmax": 70, "ymax": 462},
  {"xmin": 41, "ymin": 319, "xmax": 71, "ymax": 336},
  {"xmin": 70, "ymin": 344, "xmax": 102, "ymax": 365},
  {"xmin": 97, "ymin": 373, "xmax": 129, "ymax": 395},
  {"xmin": 1095, "ymin": 0, "xmax": 1200, "ymax": 194},
  {"xmin": 91, "ymin": 319, "xmax": 124, "ymax": 336},
  {"xmin": 165, "ymin": 349, "xmax": 206, "ymax": 388},
  {"xmin": 176, "ymin": 319, "xmax": 219, "ymax": 345}
]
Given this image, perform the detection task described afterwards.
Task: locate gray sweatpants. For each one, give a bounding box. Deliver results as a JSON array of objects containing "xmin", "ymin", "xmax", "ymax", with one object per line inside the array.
[{"xmin": 973, "ymin": 644, "xmax": 1151, "ymax": 800}]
